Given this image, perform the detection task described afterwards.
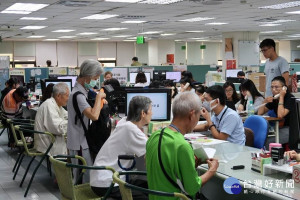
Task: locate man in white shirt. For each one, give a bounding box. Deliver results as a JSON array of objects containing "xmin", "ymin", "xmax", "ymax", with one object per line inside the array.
[
  {"xmin": 90, "ymin": 96, "xmax": 152, "ymax": 199},
  {"xmin": 34, "ymin": 82, "xmax": 69, "ymax": 156}
]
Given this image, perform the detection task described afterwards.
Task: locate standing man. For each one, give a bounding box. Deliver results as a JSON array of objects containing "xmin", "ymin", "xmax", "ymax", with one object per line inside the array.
[
  {"xmin": 260, "ymin": 39, "xmax": 289, "ymax": 97},
  {"xmin": 131, "ymin": 57, "xmax": 142, "ymax": 66}
]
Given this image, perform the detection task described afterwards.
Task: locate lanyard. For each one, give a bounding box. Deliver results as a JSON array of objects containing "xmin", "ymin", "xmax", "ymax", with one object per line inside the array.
[
  {"xmin": 169, "ymin": 123, "xmax": 181, "ymax": 134},
  {"xmin": 216, "ymin": 107, "xmax": 228, "ymax": 129}
]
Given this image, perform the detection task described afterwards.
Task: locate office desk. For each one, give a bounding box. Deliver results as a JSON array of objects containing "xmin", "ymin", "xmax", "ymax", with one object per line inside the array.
[{"xmin": 197, "ymin": 142, "xmax": 300, "ymax": 199}]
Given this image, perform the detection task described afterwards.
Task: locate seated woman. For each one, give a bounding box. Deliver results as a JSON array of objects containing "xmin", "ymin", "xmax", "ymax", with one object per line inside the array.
[
  {"xmin": 39, "ymin": 83, "xmax": 54, "ymax": 106},
  {"xmin": 223, "ymin": 81, "xmax": 240, "ymax": 111},
  {"xmin": 179, "ymin": 77, "xmax": 194, "ymax": 92},
  {"xmin": 134, "ymin": 72, "xmax": 149, "ymax": 87},
  {"xmin": 164, "ymin": 79, "xmax": 178, "ymax": 100},
  {"xmin": 237, "ymin": 79, "xmax": 264, "ymax": 114},
  {"xmin": 258, "ymin": 76, "xmax": 294, "ymax": 147},
  {"xmin": 90, "ymin": 96, "xmax": 152, "ymax": 199}
]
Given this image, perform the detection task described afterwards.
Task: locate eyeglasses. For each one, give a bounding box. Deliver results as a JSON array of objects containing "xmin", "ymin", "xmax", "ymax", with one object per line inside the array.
[
  {"xmin": 225, "ymin": 89, "xmax": 233, "ymax": 93},
  {"xmin": 260, "ymin": 48, "xmax": 270, "ymax": 53},
  {"xmin": 270, "ymin": 86, "xmax": 282, "ymax": 89}
]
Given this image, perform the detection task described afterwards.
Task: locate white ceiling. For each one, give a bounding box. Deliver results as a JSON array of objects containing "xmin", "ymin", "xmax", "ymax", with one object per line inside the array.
[{"xmin": 0, "ymin": 0, "xmax": 300, "ymax": 42}]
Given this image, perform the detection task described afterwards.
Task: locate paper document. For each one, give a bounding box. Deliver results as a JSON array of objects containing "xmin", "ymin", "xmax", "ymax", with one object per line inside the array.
[{"xmin": 193, "ymin": 146, "xmax": 216, "ymax": 160}]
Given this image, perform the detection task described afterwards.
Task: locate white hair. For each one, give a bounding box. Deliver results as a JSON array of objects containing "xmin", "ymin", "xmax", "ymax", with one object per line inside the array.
[
  {"xmin": 172, "ymin": 91, "xmax": 202, "ymax": 118},
  {"xmin": 52, "ymin": 82, "xmax": 69, "ymax": 97},
  {"xmin": 79, "ymin": 59, "xmax": 103, "ymax": 78}
]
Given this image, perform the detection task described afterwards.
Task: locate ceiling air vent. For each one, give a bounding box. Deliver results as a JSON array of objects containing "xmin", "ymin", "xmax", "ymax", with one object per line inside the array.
[
  {"xmin": 117, "ymin": 15, "xmax": 146, "ymax": 19},
  {"xmin": 57, "ymin": 0, "xmax": 92, "ymax": 7}
]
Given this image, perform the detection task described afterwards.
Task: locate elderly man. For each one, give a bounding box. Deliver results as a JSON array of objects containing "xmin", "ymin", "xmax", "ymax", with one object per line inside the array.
[
  {"xmin": 194, "ymin": 85, "xmax": 245, "ymax": 145},
  {"xmin": 146, "ymin": 92, "xmax": 219, "ymax": 200},
  {"xmin": 34, "ymin": 83, "xmax": 69, "ymax": 156}
]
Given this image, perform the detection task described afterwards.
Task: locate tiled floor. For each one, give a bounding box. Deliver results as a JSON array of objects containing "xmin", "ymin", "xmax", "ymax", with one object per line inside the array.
[{"xmin": 0, "ymin": 130, "xmax": 60, "ymax": 200}]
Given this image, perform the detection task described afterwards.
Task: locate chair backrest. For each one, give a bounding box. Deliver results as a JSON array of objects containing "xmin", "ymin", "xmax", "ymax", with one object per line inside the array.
[
  {"xmin": 49, "ymin": 156, "xmax": 76, "ymax": 200},
  {"xmin": 244, "ymin": 127, "xmax": 254, "ymax": 147},
  {"xmin": 112, "ymin": 171, "xmax": 189, "ymax": 200},
  {"xmin": 7, "ymin": 119, "xmax": 34, "ymax": 146},
  {"xmin": 244, "ymin": 115, "xmax": 268, "ymax": 149},
  {"xmin": 14, "ymin": 125, "xmax": 55, "ymax": 156}
]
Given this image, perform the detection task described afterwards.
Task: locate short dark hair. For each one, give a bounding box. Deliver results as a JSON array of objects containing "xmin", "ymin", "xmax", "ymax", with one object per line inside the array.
[
  {"xmin": 104, "ymin": 71, "xmax": 112, "ymax": 77},
  {"xmin": 259, "ymin": 38, "xmax": 275, "ymax": 50},
  {"xmin": 237, "ymin": 71, "xmax": 245, "ymax": 77},
  {"xmin": 132, "ymin": 57, "xmax": 138, "ymax": 61},
  {"xmin": 181, "ymin": 71, "xmax": 194, "ymax": 80},
  {"xmin": 7, "ymin": 78, "xmax": 19, "ymax": 88},
  {"xmin": 206, "ymin": 85, "xmax": 226, "ymax": 105},
  {"xmin": 103, "ymin": 78, "xmax": 120, "ymax": 88},
  {"xmin": 195, "ymin": 85, "xmax": 207, "ymax": 95},
  {"xmin": 14, "ymin": 86, "xmax": 28, "ymax": 100},
  {"xmin": 135, "ymin": 72, "xmax": 147, "ymax": 83},
  {"xmin": 46, "ymin": 60, "xmax": 51, "ymax": 66},
  {"xmin": 272, "ymin": 76, "xmax": 286, "ymax": 86}
]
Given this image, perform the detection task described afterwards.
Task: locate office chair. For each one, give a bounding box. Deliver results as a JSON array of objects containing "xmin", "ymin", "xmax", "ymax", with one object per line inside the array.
[{"xmin": 244, "ymin": 115, "xmax": 268, "ymax": 149}]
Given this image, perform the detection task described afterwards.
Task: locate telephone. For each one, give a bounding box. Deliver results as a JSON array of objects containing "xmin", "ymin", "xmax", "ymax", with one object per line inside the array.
[
  {"xmin": 183, "ymin": 82, "xmax": 190, "ymax": 90},
  {"xmin": 274, "ymin": 86, "xmax": 287, "ymax": 99}
]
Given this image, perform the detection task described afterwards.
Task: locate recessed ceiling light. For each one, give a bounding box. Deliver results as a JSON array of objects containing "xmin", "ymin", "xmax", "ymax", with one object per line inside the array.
[
  {"xmin": 185, "ymin": 30, "xmax": 204, "ymax": 33},
  {"xmin": 52, "ymin": 29, "xmax": 75, "ymax": 33},
  {"xmin": 140, "ymin": 0, "xmax": 183, "ymax": 5},
  {"xmin": 287, "ymin": 10, "xmax": 300, "ymax": 14},
  {"xmin": 259, "ymin": 1, "xmax": 300, "ymax": 10},
  {"xmin": 175, "ymin": 40, "xmax": 183, "ymax": 42},
  {"xmin": 161, "ymin": 33, "xmax": 176, "ymax": 36},
  {"xmin": 77, "ymin": 32, "xmax": 98, "ymax": 35},
  {"xmin": 259, "ymin": 24, "xmax": 281, "ymax": 26},
  {"xmin": 44, "ymin": 39, "xmax": 60, "ymax": 41},
  {"xmin": 27, "ymin": 35, "xmax": 45, "ymax": 38},
  {"xmin": 205, "ymin": 22, "xmax": 228, "ymax": 25},
  {"xmin": 271, "ymin": 19, "xmax": 295, "ymax": 23},
  {"xmin": 197, "ymin": 40, "xmax": 208, "ymax": 42},
  {"xmin": 179, "ymin": 17, "xmax": 215, "ymax": 22},
  {"xmin": 112, "ymin": 35, "xmax": 131, "ymax": 38},
  {"xmin": 58, "ymin": 36, "xmax": 77, "ymax": 38},
  {"xmin": 1, "ymin": 3, "xmax": 48, "ymax": 14},
  {"xmin": 121, "ymin": 20, "xmax": 146, "ymax": 23},
  {"xmin": 189, "ymin": 37, "xmax": 207, "ymax": 40},
  {"xmin": 20, "ymin": 17, "xmax": 47, "ymax": 20},
  {"xmin": 128, "ymin": 37, "xmax": 137, "ymax": 39},
  {"xmin": 105, "ymin": 0, "xmax": 140, "ymax": 2},
  {"xmin": 102, "ymin": 28, "xmax": 128, "ymax": 31},
  {"xmin": 91, "ymin": 38, "xmax": 109, "ymax": 40},
  {"xmin": 139, "ymin": 31, "xmax": 161, "ymax": 34},
  {"xmin": 20, "ymin": 26, "xmax": 47, "ymax": 29},
  {"xmin": 81, "ymin": 14, "xmax": 118, "ymax": 20},
  {"xmin": 260, "ymin": 31, "xmax": 283, "ymax": 34}
]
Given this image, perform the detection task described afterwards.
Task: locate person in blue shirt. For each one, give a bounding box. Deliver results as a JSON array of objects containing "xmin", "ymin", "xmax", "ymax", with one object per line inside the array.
[{"xmin": 194, "ymin": 85, "xmax": 245, "ymax": 145}]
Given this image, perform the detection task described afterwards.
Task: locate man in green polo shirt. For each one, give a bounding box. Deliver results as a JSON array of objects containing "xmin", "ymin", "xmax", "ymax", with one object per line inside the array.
[{"xmin": 146, "ymin": 92, "xmax": 219, "ymax": 200}]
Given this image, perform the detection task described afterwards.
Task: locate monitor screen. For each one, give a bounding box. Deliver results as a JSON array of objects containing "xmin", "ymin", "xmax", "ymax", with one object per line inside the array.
[
  {"xmin": 125, "ymin": 89, "xmax": 171, "ymax": 121},
  {"xmin": 226, "ymin": 69, "xmax": 241, "ymax": 78},
  {"xmin": 44, "ymin": 79, "xmax": 72, "ymax": 92},
  {"xmin": 57, "ymin": 75, "xmax": 77, "ymax": 87},
  {"xmin": 10, "ymin": 75, "xmax": 25, "ymax": 86},
  {"xmin": 153, "ymin": 70, "xmax": 167, "ymax": 81},
  {"xmin": 166, "ymin": 71, "xmax": 181, "ymax": 82},
  {"xmin": 129, "ymin": 72, "xmax": 151, "ymax": 84}
]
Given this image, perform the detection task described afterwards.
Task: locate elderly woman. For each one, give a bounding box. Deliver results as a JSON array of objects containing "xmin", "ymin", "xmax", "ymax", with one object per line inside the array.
[
  {"xmin": 67, "ymin": 59, "xmax": 106, "ymax": 183},
  {"xmin": 90, "ymin": 96, "xmax": 152, "ymax": 199}
]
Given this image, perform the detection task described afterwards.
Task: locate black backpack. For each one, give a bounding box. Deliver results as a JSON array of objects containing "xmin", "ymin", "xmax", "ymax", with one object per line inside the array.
[{"xmin": 72, "ymin": 91, "xmax": 111, "ymax": 158}]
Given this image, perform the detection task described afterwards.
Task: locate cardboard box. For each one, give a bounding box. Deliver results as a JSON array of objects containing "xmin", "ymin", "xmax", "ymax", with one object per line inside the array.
[{"xmin": 259, "ymin": 75, "xmax": 266, "ymax": 92}]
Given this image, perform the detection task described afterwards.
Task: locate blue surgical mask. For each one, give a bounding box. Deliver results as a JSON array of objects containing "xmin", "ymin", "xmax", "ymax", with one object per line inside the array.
[{"xmin": 84, "ymin": 79, "xmax": 97, "ymax": 89}]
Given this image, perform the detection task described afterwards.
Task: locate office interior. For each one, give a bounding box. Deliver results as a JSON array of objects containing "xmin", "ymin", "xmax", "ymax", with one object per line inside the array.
[{"xmin": 1, "ymin": 0, "xmax": 300, "ymax": 199}]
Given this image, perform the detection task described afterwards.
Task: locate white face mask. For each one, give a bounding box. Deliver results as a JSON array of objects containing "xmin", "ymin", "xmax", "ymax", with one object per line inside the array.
[{"xmin": 202, "ymin": 98, "xmax": 218, "ymax": 112}]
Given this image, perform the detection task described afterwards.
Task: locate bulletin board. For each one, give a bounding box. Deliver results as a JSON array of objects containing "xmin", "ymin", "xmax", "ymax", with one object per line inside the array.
[
  {"xmin": 111, "ymin": 67, "xmax": 128, "ymax": 85},
  {"xmin": 24, "ymin": 68, "xmax": 49, "ymax": 83},
  {"xmin": 238, "ymin": 41, "xmax": 259, "ymax": 67},
  {"xmin": 0, "ymin": 68, "xmax": 9, "ymax": 96}
]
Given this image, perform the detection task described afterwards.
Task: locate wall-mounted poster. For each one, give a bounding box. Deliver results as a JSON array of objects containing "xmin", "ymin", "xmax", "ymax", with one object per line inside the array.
[{"xmin": 226, "ymin": 60, "xmax": 236, "ymax": 69}]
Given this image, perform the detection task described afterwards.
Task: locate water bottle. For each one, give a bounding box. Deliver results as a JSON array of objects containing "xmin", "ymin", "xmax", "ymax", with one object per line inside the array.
[{"xmin": 247, "ymin": 100, "xmax": 255, "ymax": 117}]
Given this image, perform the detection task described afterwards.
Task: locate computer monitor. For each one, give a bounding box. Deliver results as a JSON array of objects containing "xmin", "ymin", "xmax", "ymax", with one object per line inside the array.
[
  {"xmin": 226, "ymin": 77, "xmax": 244, "ymax": 83},
  {"xmin": 57, "ymin": 75, "xmax": 77, "ymax": 87},
  {"xmin": 125, "ymin": 88, "xmax": 171, "ymax": 121},
  {"xmin": 129, "ymin": 72, "xmax": 151, "ymax": 84},
  {"xmin": 226, "ymin": 69, "xmax": 241, "ymax": 78},
  {"xmin": 10, "ymin": 75, "xmax": 25, "ymax": 86},
  {"xmin": 44, "ymin": 79, "xmax": 72, "ymax": 92},
  {"xmin": 153, "ymin": 70, "xmax": 167, "ymax": 81},
  {"xmin": 166, "ymin": 71, "xmax": 181, "ymax": 82}
]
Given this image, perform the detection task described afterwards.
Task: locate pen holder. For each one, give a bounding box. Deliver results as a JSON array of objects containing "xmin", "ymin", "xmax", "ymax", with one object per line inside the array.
[{"xmin": 251, "ymin": 157, "xmax": 272, "ymax": 174}]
